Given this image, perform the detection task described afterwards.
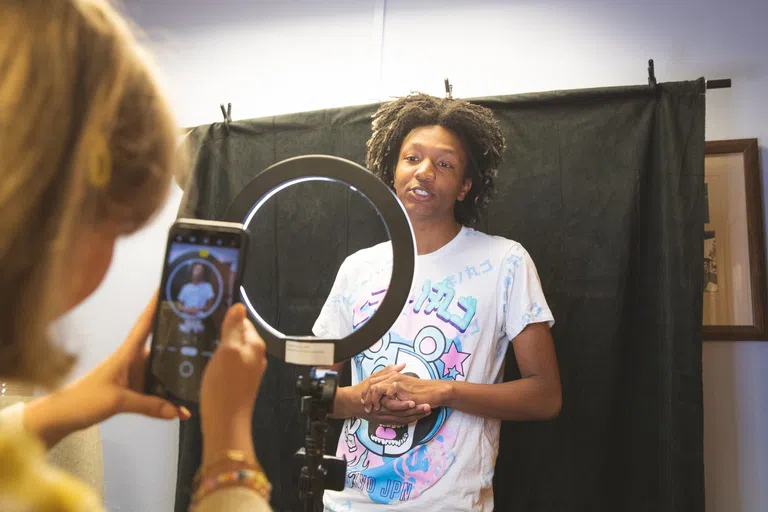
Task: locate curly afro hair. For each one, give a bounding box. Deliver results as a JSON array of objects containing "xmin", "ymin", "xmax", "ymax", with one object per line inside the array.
[{"xmin": 365, "ymin": 93, "xmax": 506, "ymax": 225}]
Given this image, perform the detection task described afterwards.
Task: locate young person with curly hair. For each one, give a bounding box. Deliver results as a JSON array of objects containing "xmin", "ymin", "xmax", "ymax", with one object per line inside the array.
[{"xmin": 313, "ymin": 93, "xmax": 562, "ymax": 511}]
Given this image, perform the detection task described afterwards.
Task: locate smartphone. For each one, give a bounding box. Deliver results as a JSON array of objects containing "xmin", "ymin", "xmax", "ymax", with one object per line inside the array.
[{"xmin": 145, "ymin": 218, "xmax": 249, "ymax": 407}]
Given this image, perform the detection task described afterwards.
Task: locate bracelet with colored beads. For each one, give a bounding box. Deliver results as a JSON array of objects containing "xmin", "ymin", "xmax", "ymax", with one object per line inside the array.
[
  {"xmin": 191, "ymin": 467, "xmax": 271, "ymax": 505},
  {"xmin": 193, "ymin": 450, "xmax": 257, "ymax": 486}
]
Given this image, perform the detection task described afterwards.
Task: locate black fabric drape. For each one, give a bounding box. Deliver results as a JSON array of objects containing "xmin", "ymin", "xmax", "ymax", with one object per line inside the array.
[{"xmin": 174, "ymin": 80, "xmax": 705, "ymax": 512}]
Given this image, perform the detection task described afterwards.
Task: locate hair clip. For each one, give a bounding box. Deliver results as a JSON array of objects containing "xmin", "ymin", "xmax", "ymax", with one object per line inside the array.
[{"xmin": 88, "ymin": 136, "xmax": 111, "ymax": 188}]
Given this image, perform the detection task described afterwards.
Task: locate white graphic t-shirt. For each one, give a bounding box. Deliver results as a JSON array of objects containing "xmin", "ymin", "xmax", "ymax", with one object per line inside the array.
[
  {"xmin": 178, "ymin": 282, "xmax": 215, "ymax": 311},
  {"xmin": 313, "ymin": 227, "xmax": 554, "ymax": 512}
]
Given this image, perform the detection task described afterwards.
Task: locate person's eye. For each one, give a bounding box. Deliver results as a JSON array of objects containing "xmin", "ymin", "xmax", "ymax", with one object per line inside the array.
[
  {"xmin": 405, "ymin": 155, "xmax": 419, "ymax": 162},
  {"xmin": 439, "ymin": 161, "xmax": 454, "ymax": 169}
]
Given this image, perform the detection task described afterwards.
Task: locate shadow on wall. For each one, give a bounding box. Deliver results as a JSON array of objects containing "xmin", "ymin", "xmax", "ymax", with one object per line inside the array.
[{"xmin": 703, "ymin": 342, "xmax": 741, "ymax": 512}]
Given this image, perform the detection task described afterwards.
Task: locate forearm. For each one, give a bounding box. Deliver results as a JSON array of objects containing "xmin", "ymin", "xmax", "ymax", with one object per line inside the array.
[
  {"xmin": 444, "ymin": 376, "xmax": 561, "ymax": 421},
  {"xmin": 202, "ymin": 411, "xmax": 256, "ymax": 468},
  {"xmin": 323, "ymin": 361, "xmax": 358, "ymax": 420},
  {"xmin": 329, "ymin": 385, "xmax": 363, "ymax": 419},
  {"xmin": 198, "ymin": 413, "xmax": 268, "ymax": 509},
  {"xmin": 23, "ymin": 391, "xmax": 80, "ymax": 449}
]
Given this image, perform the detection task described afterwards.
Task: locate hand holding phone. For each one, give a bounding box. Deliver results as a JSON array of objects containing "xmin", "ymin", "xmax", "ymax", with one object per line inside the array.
[
  {"xmin": 198, "ymin": 303, "xmax": 268, "ymax": 464},
  {"xmin": 145, "ymin": 219, "xmax": 250, "ymax": 407},
  {"xmin": 23, "ymin": 295, "xmax": 191, "ymax": 449}
]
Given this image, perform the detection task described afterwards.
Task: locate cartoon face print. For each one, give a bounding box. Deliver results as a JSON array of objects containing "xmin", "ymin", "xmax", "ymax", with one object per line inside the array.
[{"xmin": 354, "ymin": 326, "xmax": 450, "ymax": 457}]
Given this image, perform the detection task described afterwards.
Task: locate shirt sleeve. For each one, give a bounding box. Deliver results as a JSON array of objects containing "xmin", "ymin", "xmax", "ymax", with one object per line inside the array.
[
  {"xmin": 0, "ymin": 402, "xmax": 107, "ymax": 511},
  {"xmin": 312, "ymin": 257, "xmax": 355, "ymax": 339},
  {"xmin": 0, "ymin": 402, "xmax": 25, "ymax": 431},
  {"xmin": 178, "ymin": 284, "xmax": 190, "ymax": 304},
  {"xmin": 204, "ymin": 282, "xmax": 215, "ymax": 301},
  {"xmin": 501, "ymin": 244, "xmax": 555, "ymax": 342}
]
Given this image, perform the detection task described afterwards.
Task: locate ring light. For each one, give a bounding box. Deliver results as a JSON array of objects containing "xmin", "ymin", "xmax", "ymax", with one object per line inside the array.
[{"xmin": 225, "ymin": 155, "xmax": 416, "ymax": 366}]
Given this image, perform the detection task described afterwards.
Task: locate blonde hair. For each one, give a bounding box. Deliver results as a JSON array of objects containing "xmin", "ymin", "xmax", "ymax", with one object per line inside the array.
[{"xmin": 0, "ymin": 0, "xmax": 180, "ymax": 387}]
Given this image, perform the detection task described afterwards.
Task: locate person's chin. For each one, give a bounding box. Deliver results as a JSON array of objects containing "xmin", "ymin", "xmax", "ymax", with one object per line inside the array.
[{"xmin": 404, "ymin": 202, "xmax": 434, "ymax": 217}]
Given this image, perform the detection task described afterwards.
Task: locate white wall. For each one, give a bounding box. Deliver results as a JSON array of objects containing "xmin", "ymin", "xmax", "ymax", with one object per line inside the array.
[{"xmin": 66, "ymin": 0, "xmax": 766, "ymax": 510}]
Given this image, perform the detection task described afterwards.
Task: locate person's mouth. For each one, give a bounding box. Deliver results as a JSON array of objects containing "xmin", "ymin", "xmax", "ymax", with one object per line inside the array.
[{"xmin": 408, "ymin": 186, "xmax": 433, "ymax": 201}]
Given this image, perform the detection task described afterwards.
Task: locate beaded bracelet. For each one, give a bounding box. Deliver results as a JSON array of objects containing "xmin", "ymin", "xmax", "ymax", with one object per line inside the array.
[
  {"xmin": 193, "ymin": 450, "xmax": 256, "ymax": 487},
  {"xmin": 191, "ymin": 467, "xmax": 272, "ymax": 505}
]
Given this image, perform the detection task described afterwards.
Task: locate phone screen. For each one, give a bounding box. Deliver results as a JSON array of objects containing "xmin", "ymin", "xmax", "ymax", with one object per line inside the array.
[{"xmin": 146, "ymin": 224, "xmax": 245, "ymax": 405}]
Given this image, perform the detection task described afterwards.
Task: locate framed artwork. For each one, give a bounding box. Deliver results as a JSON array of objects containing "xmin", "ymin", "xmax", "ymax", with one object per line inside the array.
[{"xmin": 703, "ymin": 139, "xmax": 768, "ymax": 341}]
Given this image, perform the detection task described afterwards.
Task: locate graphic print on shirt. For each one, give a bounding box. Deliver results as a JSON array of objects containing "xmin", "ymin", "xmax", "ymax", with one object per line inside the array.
[{"xmin": 341, "ymin": 277, "xmax": 476, "ymax": 504}]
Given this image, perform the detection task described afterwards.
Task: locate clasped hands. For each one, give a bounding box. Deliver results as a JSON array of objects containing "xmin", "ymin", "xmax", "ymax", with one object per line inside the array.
[{"xmin": 353, "ymin": 363, "xmax": 453, "ymax": 426}]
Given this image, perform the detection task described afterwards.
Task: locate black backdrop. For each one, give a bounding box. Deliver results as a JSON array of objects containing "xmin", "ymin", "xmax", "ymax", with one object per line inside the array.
[{"xmin": 174, "ymin": 80, "xmax": 706, "ymax": 512}]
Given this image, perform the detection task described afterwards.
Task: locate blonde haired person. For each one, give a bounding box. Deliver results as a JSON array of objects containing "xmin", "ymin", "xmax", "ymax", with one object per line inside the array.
[{"xmin": 0, "ymin": 0, "xmax": 272, "ymax": 510}]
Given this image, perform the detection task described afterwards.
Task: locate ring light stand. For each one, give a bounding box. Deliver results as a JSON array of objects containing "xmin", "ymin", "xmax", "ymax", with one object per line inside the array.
[{"xmin": 225, "ymin": 155, "xmax": 416, "ymax": 512}]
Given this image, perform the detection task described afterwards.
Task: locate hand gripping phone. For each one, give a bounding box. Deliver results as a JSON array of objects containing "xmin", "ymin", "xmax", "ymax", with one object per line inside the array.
[{"xmin": 145, "ymin": 219, "xmax": 249, "ymax": 406}]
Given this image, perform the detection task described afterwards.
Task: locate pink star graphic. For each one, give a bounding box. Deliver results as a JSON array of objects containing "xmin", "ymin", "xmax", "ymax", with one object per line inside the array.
[{"xmin": 440, "ymin": 342, "xmax": 470, "ymax": 377}]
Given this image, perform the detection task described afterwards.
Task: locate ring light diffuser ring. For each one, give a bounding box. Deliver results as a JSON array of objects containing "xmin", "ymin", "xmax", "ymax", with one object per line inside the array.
[{"xmin": 225, "ymin": 155, "xmax": 416, "ymax": 365}]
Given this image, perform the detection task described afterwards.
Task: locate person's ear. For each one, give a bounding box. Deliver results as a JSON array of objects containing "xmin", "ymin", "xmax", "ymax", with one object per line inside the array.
[{"xmin": 457, "ymin": 177, "xmax": 472, "ymax": 201}]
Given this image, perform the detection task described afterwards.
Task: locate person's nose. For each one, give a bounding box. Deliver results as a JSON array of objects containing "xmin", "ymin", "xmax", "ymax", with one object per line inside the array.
[{"xmin": 414, "ymin": 159, "xmax": 436, "ymax": 182}]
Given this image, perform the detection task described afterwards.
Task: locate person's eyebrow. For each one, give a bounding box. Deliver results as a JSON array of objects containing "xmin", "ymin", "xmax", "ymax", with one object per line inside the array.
[{"xmin": 403, "ymin": 142, "xmax": 459, "ymax": 155}]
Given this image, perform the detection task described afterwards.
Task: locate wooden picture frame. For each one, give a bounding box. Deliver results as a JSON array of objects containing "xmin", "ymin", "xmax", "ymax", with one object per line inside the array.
[{"xmin": 703, "ymin": 139, "xmax": 768, "ymax": 341}]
